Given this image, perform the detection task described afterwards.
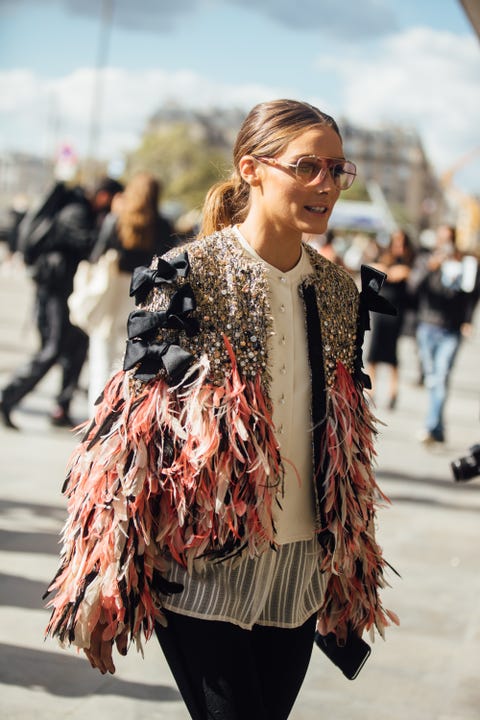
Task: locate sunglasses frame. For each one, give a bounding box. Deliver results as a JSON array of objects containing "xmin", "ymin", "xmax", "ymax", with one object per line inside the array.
[{"xmin": 254, "ymin": 155, "xmax": 357, "ymax": 190}]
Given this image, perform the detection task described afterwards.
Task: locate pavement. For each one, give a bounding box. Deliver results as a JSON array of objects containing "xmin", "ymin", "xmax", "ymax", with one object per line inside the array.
[{"xmin": 1, "ymin": 249, "xmax": 480, "ymax": 720}]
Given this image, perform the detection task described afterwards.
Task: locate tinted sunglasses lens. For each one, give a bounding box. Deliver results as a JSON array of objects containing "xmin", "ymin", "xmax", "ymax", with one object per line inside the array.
[
  {"xmin": 295, "ymin": 158, "xmax": 321, "ymax": 183},
  {"xmin": 335, "ymin": 161, "xmax": 356, "ymax": 189},
  {"xmin": 295, "ymin": 158, "xmax": 356, "ymax": 188}
]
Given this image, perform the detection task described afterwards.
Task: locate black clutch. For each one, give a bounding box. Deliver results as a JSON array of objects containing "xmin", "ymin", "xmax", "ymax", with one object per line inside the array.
[{"xmin": 314, "ymin": 630, "xmax": 371, "ymax": 680}]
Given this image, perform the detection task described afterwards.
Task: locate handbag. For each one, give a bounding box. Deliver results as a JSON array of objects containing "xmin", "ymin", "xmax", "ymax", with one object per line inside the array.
[{"xmin": 68, "ymin": 249, "xmax": 120, "ymax": 334}]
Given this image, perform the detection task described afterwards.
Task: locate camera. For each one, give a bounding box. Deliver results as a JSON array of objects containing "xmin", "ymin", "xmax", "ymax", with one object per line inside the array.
[{"xmin": 451, "ymin": 443, "xmax": 480, "ymax": 483}]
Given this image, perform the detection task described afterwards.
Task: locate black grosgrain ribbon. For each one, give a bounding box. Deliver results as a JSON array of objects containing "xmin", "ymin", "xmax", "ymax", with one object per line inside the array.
[
  {"xmin": 130, "ymin": 252, "xmax": 190, "ymax": 304},
  {"xmin": 123, "ymin": 338, "xmax": 194, "ymax": 384},
  {"xmin": 358, "ymin": 264, "xmax": 397, "ymax": 331},
  {"xmin": 355, "ymin": 264, "xmax": 397, "ymax": 388},
  {"xmin": 125, "ymin": 269, "xmax": 199, "ymax": 384},
  {"xmin": 302, "ymin": 282, "xmax": 328, "ymax": 536},
  {"xmin": 127, "ymin": 284, "xmax": 200, "ymax": 339}
]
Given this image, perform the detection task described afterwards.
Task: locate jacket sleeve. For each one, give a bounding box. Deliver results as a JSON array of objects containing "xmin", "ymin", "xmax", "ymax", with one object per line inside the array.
[
  {"xmin": 43, "ymin": 251, "xmax": 193, "ymax": 652},
  {"xmin": 316, "ymin": 267, "xmax": 399, "ymax": 642},
  {"xmin": 406, "ymin": 253, "xmax": 430, "ymax": 296},
  {"xmin": 89, "ymin": 212, "xmax": 119, "ymax": 263}
]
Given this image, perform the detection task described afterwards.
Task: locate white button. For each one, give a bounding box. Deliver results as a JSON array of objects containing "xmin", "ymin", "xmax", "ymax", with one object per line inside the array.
[
  {"xmin": 279, "ymin": 276, "xmax": 287, "ymax": 283},
  {"xmin": 279, "ymin": 394, "xmax": 286, "ymax": 405},
  {"xmin": 280, "ymin": 365, "xmax": 287, "ymax": 375},
  {"xmin": 281, "ymin": 335, "xmax": 286, "ymax": 345},
  {"xmin": 280, "ymin": 304, "xmax": 286, "ymax": 313}
]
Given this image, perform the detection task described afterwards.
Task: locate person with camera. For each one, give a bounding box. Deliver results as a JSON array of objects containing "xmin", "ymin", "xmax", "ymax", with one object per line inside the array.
[{"xmin": 408, "ymin": 224, "xmax": 478, "ymax": 445}]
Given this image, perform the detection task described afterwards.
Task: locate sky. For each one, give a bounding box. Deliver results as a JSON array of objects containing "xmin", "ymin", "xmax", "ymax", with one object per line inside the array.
[{"xmin": 0, "ymin": 0, "xmax": 479, "ymax": 194}]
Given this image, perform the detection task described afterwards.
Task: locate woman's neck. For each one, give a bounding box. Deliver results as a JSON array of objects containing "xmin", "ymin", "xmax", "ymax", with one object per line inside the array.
[{"xmin": 237, "ymin": 217, "xmax": 302, "ymax": 272}]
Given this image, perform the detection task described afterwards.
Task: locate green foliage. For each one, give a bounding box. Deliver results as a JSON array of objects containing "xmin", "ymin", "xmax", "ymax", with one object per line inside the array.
[
  {"xmin": 126, "ymin": 123, "xmax": 231, "ymax": 212},
  {"xmin": 390, "ymin": 202, "xmax": 413, "ymax": 229},
  {"xmin": 341, "ymin": 178, "xmax": 369, "ymax": 201}
]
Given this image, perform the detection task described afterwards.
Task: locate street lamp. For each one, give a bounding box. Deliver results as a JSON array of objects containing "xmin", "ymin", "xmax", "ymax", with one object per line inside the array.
[{"xmin": 86, "ymin": 0, "xmax": 114, "ymax": 186}]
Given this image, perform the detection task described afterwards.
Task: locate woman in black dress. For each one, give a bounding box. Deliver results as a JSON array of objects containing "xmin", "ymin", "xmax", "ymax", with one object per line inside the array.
[{"xmin": 367, "ymin": 229, "xmax": 416, "ymax": 408}]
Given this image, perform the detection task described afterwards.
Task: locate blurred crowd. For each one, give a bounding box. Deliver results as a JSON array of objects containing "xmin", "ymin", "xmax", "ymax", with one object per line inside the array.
[
  {"xmin": 0, "ymin": 175, "xmax": 479, "ymax": 449},
  {"xmin": 306, "ymin": 226, "xmax": 480, "ymax": 445},
  {"xmin": 0, "ymin": 172, "xmax": 185, "ymax": 429}
]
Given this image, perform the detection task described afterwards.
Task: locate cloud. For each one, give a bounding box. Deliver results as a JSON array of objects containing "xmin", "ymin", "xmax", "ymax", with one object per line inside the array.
[
  {"xmin": 1, "ymin": 26, "xmax": 478, "ymax": 194},
  {"xmin": 0, "ymin": 0, "xmax": 196, "ymax": 33},
  {"xmin": 0, "ymin": 66, "xmax": 288, "ymax": 159},
  {"xmin": 324, "ymin": 27, "xmax": 480, "ymax": 188},
  {"xmin": 1, "ymin": 0, "xmax": 397, "ymax": 37},
  {"xmin": 228, "ymin": 0, "xmax": 398, "ymax": 37},
  {"xmin": 67, "ymin": 0, "xmax": 196, "ymax": 33}
]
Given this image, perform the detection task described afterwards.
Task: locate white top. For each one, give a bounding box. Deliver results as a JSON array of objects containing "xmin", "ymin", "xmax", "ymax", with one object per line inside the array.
[
  {"xmin": 233, "ymin": 226, "xmax": 316, "ymax": 543},
  {"xmin": 162, "ymin": 227, "xmax": 324, "ymax": 629}
]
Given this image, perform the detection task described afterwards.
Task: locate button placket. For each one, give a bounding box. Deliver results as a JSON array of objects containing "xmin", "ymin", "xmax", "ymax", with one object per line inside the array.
[{"xmin": 275, "ymin": 280, "xmax": 295, "ymax": 448}]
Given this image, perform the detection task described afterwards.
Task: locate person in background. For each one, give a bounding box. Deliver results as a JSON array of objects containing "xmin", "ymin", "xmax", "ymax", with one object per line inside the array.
[
  {"xmin": 408, "ymin": 224, "xmax": 478, "ymax": 444},
  {"xmin": 366, "ymin": 228, "xmax": 416, "ymax": 409},
  {"xmin": 44, "ymin": 99, "xmax": 398, "ymax": 720},
  {"xmin": 0, "ymin": 177, "xmax": 122, "ymax": 430},
  {"xmin": 304, "ymin": 228, "xmax": 344, "ymax": 266},
  {"xmin": 89, "ymin": 172, "xmax": 174, "ymax": 266},
  {"xmin": 6, "ymin": 194, "xmax": 29, "ymax": 257},
  {"xmin": 86, "ymin": 172, "xmax": 175, "ymax": 412}
]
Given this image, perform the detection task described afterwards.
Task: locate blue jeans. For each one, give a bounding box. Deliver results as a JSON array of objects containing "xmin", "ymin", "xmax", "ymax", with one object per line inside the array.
[{"xmin": 416, "ymin": 322, "xmax": 461, "ymax": 440}]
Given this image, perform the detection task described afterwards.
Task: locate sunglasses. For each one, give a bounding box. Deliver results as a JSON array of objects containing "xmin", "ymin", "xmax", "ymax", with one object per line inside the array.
[{"xmin": 254, "ymin": 155, "xmax": 357, "ymax": 190}]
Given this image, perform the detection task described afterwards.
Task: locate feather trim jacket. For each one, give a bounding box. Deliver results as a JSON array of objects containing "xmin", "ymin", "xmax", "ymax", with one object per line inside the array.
[{"xmin": 44, "ymin": 228, "xmax": 399, "ymax": 651}]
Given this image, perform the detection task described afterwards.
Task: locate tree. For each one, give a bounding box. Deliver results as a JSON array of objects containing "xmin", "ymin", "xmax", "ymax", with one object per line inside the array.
[
  {"xmin": 126, "ymin": 122, "xmax": 230, "ymax": 213},
  {"xmin": 341, "ymin": 178, "xmax": 369, "ymax": 202}
]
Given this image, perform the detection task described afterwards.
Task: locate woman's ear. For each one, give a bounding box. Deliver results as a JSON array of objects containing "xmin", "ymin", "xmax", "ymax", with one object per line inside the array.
[{"xmin": 239, "ymin": 156, "xmax": 262, "ymax": 187}]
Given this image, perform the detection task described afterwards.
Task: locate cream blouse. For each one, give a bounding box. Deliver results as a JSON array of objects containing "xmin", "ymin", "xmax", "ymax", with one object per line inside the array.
[{"xmin": 162, "ymin": 227, "xmax": 325, "ymax": 629}]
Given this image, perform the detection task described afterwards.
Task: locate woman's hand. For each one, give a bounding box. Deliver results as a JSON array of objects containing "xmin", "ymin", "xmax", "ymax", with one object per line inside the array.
[{"xmin": 84, "ymin": 621, "xmax": 128, "ymax": 674}]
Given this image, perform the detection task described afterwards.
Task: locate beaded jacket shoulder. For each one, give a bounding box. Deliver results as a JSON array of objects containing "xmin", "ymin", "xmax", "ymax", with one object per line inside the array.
[
  {"xmin": 140, "ymin": 230, "xmax": 273, "ymax": 385},
  {"xmin": 135, "ymin": 228, "xmax": 360, "ymax": 387},
  {"xmin": 302, "ymin": 243, "xmax": 360, "ymax": 384}
]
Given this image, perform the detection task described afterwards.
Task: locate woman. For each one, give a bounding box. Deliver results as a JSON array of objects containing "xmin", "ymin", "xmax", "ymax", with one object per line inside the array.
[
  {"xmin": 86, "ymin": 172, "xmax": 175, "ymax": 411},
  {"xmin": 45, "ymin": 100, "xmax": 398, "ymax": 720},
  {"xmin": 367, "ymin": 229, "xmax": 416, "ymax": 409}
]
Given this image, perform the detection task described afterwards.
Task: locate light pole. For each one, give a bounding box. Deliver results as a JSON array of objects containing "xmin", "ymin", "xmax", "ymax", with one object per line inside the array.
[{"xmin": 85, "ymin": 0, "xmax": 114, "ymax": 186}]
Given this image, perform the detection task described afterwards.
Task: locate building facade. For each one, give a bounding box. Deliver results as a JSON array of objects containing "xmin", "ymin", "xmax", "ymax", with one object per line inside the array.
[{"xmin": 340, "ymin": 119, "xmax": 446, "ymax": 233}]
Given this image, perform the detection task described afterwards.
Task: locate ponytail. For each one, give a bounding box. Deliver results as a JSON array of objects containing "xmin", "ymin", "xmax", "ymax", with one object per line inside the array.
[{"xmin": 199, "ymin": 175, "xmax": 250, "ymax": 238}]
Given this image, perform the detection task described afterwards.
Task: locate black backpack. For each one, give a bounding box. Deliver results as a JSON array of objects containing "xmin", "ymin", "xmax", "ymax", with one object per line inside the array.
[{"xmin": 18, "ymin": 182, "xmax": 78, "ymax": 266}]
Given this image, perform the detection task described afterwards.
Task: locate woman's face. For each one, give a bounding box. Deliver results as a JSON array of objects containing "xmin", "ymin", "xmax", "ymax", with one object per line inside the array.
[{"xmin": 255, "ymin": 125, "xmax": 344, "ymax": 237}]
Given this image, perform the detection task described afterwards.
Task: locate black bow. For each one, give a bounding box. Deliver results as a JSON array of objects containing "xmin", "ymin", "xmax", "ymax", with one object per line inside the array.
[
  {"xmin": 354, "ymin": 265, "xmax": 397, "ymax": 389},
  {"xmin": 123, "ymin": 338, "xmax": 194, "ymax": 384},
  {"xmin": 359, "ymin": 264, "xmax": 397, "ymax": 332},
  {"xmin": 127, "ymin": 285, "xmax": 200, "ymax": 339},
  {"xmin": 130, "ymin": 252, "xmax": 190, "ymax": 304}
]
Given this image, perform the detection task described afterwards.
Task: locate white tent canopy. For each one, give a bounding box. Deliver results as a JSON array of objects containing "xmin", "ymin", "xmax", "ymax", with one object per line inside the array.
[{"xmin": 329, "ymin": 200, "xmax": 388, "ymax": 232}]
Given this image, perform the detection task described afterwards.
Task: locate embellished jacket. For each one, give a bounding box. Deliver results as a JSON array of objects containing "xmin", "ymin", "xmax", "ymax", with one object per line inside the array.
[{"xmin": 44, "ymin": 228, "xmax": 399, "ymax": 651}]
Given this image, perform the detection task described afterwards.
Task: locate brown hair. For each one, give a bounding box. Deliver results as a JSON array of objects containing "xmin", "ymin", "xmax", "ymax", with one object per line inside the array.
[
  {"xmin": 380, "ymin": 229, "xmax": 416, "ymax": 268},
  {"xmin": 199, "ymin": 99, "xmax": 341, "ymax": 238},
  {"xmin": 117, "ymin": 172, "xmax": 161, "ymax": 251}
]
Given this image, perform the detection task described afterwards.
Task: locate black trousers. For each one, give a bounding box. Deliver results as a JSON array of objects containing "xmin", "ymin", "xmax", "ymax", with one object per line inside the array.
[
  {"xmin": 155, "ymin": 610, "xmax": 317, "ymax": 720},
  {"xmin": 1, "ymin": 286, "xmax": 88, "ymax": 413}
]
